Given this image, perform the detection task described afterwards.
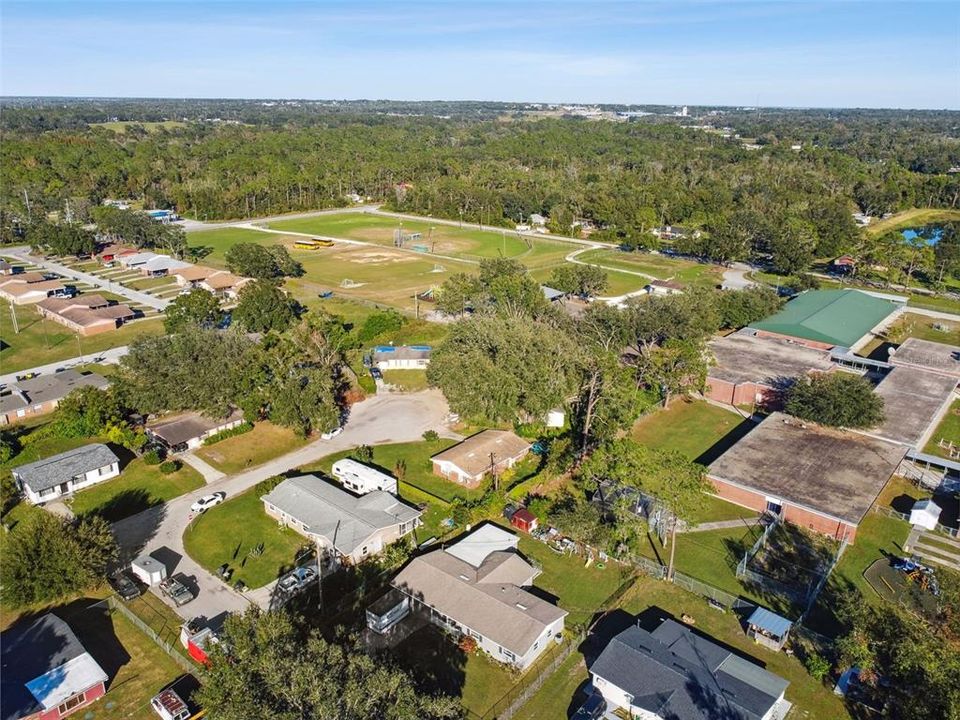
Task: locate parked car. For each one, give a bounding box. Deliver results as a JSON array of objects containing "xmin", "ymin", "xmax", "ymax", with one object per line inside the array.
[
  {"xmin": 370, "ymin": 367, "xmax": 382, "ymax": 380},
  {"xmin": 15, "ymin": 372, "xmax": 39, "ymax": 381},
  {"xmin": 277, "ymin": 565, "xmax": 318, "ymax": 596},
  {"xmin": 159, "ymin": 577, "xmax": 195, "ymax": 607},
  {"xmin": 50, "ymin": 285, "xmax": 77, "ymax": 298},
  {"xmin": 572, "ymin": 692, "xmax": 607, "ymax": 720},
  {"xmin": 108, "ymin": 571, "xmax": 142, "ymax": 601},
  {"xmin": 150, "ymin": 688, "xmax": 191, "ymax": 720},
  {"xmin": 321, "ymin": 427, "xmax": 343, "ymax": 440},
  {"xmin": 190, "ymin": 492, "xmax": 226, "ymax": 513}
]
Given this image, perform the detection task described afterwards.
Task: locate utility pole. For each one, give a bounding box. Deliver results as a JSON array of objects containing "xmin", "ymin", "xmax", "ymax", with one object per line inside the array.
[
  {"xmin": 489, "ymin": 452, "xmax": 499, "ymax": 492},
  {"xmin": 23, "ymin": 189, "xmax": 32, "ymax": 222},
  {"xmin": 76, "ymin": 333, "xmax": 84, "ymax": 364},
  {"xmin": 9, "ymin": 303, "xmax": 19, "ymax": 334},
  {"xmin": 479, "ymin": 205, "xmax": 484, "ymax": 232}
]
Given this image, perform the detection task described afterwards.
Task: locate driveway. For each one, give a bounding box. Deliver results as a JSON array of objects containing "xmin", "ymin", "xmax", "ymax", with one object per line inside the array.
[
  {"xmin": 2, "ymin": 246, "xmax": 170, "ymax": 311},
  {"xmin": 721, "ymin": 262, "xmax": 757, "ymax": 290},
  {"xmin": 111, "ymin": 389, "xmax": 452, "ymax": 620}
]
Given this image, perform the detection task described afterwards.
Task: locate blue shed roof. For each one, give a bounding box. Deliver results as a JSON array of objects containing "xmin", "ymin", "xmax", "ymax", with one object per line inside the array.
[{"xmin": 748, "ymin": 606, "xmax": 793, "ymax": 638}]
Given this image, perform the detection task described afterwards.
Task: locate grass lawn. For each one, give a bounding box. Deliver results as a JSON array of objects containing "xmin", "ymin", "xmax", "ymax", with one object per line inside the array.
[
  {"xmin": 0, "ymin": 304, "xmax": 165, "ymax": 373},
  {"xmin": 631, "ymin": 399, "xmax": 755, "ymax": 465},
  {"xmin": 860, "ymin": 314, "xmax": 960, "ymax": 361},
  {"xmin": 195, "ymin": 421, "xmax": 310, "ymax": 475},
  {"xmin": 864, "ymin": 207, "xmax": 960, "ymax": 237},
  {"xmin": 304, "ymin": 440, "xmax": 492, "ymax": 503},
  {"xmin": 577, "ymin": 248, "xmax": 724, "ymax": 288},
  {"xmin": 183, "ymin": 482, "xmax": 309, "ymax": 589},
  {"xmin": 394, "ymin": 624, "xmax": 518, "ymax": 717},
  {"xmin": 5, "ymin": 597, "xmax": 186, "ymax": 720},
  {"xmin": 68, "ymin": 457, "xmax": 205, "ymax": 522},
  {"xmin": 924, "ymin": 400, "xmax": 960, "ymax": 459},
  {"xmin": 382, "ymin": 369, "xmax": 429, "ymax": 392},
  {"xmin": 124, "ymin": 275, "xmax": 178, "ymax": 292},
  {"xmin": 517, "ymin": 532, "xmax": 629, "ymax": 628},
  {"xmin": 93, "ymin": 120, "xmax": 187, "ymax": 133},
  {"xmin": 267, "ymin": 212, "xmax": 574, "ymax": 268}
]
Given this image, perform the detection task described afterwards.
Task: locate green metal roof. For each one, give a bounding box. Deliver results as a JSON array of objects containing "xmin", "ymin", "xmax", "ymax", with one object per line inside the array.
[{"xmin": 749, "ymin": 289, "xmax": 900, "ymax": 347}]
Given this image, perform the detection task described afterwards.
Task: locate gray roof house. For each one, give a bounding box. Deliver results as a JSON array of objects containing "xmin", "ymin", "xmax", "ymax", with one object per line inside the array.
[
  {"xmin": 386, "ymin": 524, "xmax": 567, "ymax": 670},
  {"xmin": 590, "ymin": 619, "xmax": 790, "ymax": 720},
  {"xmin": 262, "ymin": 474, "xmax": 421, "ymax": 564},
  {"xmin": 0, "ymin": 370, "xmax": 110, "ymax": 426},
  {"xmin": 12, "ymin": 444, "xmax": 120, "ymax": 505}
]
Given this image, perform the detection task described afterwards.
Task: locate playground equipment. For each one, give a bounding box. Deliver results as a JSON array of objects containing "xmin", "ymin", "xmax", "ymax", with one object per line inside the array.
[
  {"xmin": 393, "ymin": 230, "xmax": 423, "ymax": 247},
  {"xmin": 340, "ymin": 278, "xmax": 365, "ymax": 289},
  {"xmin": 431, "ymin": 264, "xmax": 446, "ymax": 273}
]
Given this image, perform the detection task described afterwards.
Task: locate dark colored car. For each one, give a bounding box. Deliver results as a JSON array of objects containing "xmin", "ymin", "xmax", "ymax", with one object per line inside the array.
[
  {"xmin": 572, "ymin": 693, "xmax": 606, "ymax": 720},
  {"xmin": 109, "ymin": 571, "xmax": 142, "ymax": 601}
]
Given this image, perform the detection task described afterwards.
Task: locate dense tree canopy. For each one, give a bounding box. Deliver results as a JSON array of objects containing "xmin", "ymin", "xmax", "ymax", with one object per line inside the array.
[
  {"xmin": 163, "ymin": 288, "xmax": 222, "ymax": 333},
  {"xmin": 225, "ymin": 243, "xmax": 303, "ymax": 280},
  {"xmin": 198, "ymin": 608, "xmax": 460, "ymax": 720},
  {"xmin": 785, "ymin": 372, "xmax": 885, "ymax": 428},
  {"xmin": 233, "ymin": 280, "xmax": 299, "ymax": 333}
]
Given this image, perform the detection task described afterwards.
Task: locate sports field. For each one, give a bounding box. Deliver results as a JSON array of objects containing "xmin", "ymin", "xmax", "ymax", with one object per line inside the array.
[
  {"xmin": 266, "ymin": 212, "xmax": 573, "ymax": 269},
  {"xmin": 576, "ymin": 248, "xmax": 724, "ymax": 289},
  {"xmin": 188, "ymin": 225, "xmax": 477, "ymax": 309}
]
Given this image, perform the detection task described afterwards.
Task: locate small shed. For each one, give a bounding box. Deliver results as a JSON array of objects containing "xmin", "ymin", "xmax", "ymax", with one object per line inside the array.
[
  {"xmin": 909, "ymin": 499, "xmax": 941, "ymax": 530},
  {"xmin": 130, "ymin": 553, "xmax": 167, "ymax": 586},
  {"xmin": 511, "ymin": 507, "xmax": 539, "ymax": 534},
  {"xmin": 746, "ymin": 606, "xmax": 793, "ymax": 651},
  {"xmin": 546, "ymin": 408, "xmax": 565, "ymax": 428}
]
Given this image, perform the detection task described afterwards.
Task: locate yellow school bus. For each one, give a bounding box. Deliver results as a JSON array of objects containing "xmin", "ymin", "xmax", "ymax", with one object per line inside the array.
[{"xmin": 294, "ymin": 238, "xmax": 334, "ymax": 250}]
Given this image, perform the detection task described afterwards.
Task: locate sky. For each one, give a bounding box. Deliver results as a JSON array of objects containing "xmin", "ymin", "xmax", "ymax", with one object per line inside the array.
[{"xmin": 2, "ymin": 1, "xmax": 958, "ymax": 109}]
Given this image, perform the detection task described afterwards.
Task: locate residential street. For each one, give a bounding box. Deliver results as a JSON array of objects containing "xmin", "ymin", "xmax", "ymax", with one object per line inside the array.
[
  {"xmin": 0, "ymin": 344, "xmax": 130, "ymax": 386},
  {"xmin": 2, "ymin": 246, "xmax": 171, "ymax": 310},
  {"xmin": 110, "ymin": 389, "xmax": 453, "ymax": 621}
]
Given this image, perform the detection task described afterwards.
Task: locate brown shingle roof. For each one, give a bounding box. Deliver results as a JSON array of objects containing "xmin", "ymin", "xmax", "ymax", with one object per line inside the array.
[
  {"xmin": 431, "ymin": 430, "xmax": 531, "ymax": 478},
  {"xmin": 1, "ymin": 279, "xmax": 64, "ymax": 297},
  {"xmin": 172, "ymin": 265, "xmax": 219, "ymax": 282}
]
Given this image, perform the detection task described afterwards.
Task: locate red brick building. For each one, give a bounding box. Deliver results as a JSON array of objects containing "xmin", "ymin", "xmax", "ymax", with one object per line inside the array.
[{"xmin": 707, "ymin": 412, "xmax": 907, "ymax": 542}]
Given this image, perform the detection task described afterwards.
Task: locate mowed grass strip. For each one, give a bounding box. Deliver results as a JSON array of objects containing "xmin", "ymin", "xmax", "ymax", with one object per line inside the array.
[
  {"xmin": 195, "ymin": 422, "xmax": 310, "ymax": 475},
  {"xmin": 631, "ymin": 400, "xmax": 755, "ymax": 465},
  {"xmin": 69, "ymin": 457, "xmax": 205, "ymax": 522},
  {"xmin": 0, "ymin": 303, "xmax": 165, "ymax": 373},
  {"xmin": 576, "ymin": 248, "xmax": 724, "ymax": 288},
  {"xmin": 183, "ymin": 483, "xmax": 307, "ymax": 589}
]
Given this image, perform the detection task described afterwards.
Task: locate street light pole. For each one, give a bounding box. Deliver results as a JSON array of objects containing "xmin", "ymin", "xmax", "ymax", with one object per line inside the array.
[{"xmin": 76, "ymin": 333, "xmax": 84, "ymax": 364}]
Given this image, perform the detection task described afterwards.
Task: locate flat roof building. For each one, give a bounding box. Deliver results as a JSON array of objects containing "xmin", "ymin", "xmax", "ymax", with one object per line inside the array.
[
  {"xmin": 890, "ymin": 337, "xmax": 960, "ymax": 378},
  {"xmin": 706, "ymin": 332, "xmax": 834, "ymax": 408},
  {"xmin": 749, "ymin": 289, "xmax": 902, "ymax": 351},
  {"xmin": 868, "ymin": 368, "xmax": 957, "ymax": 447},
  {"xmin": 707, "ymin": 412, "xmax": 907, "ymax": 541}
]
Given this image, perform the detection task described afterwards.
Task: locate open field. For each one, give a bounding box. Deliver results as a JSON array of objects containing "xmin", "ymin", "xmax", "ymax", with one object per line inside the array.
[
  {"xmin": 266, "ymin": 212, "xmax": 574, "ymax": 269},
  {"xmin": 68, "ymin": 457, "xmax": 205, "ymax": 522},
  {"xmin": 865, "ymin": 207, "xmax": 960, "ymax": 236},
  {"xmin": 195, "ymin": 421, "xmax": 310, "ymax": 474},
  {"xmin": 183, "ymin": 481, "xmax": 308, "ymax": 589},
  {"xmin": 189, "ymin": 226, "xmax": 478, "ymax": 310},
  {"xmin": 1, "ymin": 301, "xmax": 165, "ymax": 372},
  {"xmin": 576, "ymin": 248, "xmax": 725, "ymax": 289}
]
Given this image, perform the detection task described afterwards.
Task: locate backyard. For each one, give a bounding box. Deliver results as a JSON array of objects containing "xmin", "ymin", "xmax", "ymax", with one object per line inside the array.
[
  {"xmin": 631, "ymin": 399, "xmax": 755, "ymax": 465},
  {"xmin": 0, "ymin": 302, "xmax": 165, "ymax": 372},
  {"xmin": 515, "ymin": 576, "xmax": 852, "ymax": 720},
  {"xmin": 68, "ymin": 456, "xmax": 205, "ymax": 522},
  {"xmin": 194, "ymin": 421, "xmax": 310, "ymax": 474},
  {"xmin": 183, "ymin": 480, "xmax": 309, "ymax": 589}
]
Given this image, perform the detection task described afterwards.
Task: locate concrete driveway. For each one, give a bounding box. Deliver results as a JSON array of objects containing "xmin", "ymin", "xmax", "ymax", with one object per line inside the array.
[{"xmin": 111, "ymin": 389, "xmax": 452, "ymax": 621}]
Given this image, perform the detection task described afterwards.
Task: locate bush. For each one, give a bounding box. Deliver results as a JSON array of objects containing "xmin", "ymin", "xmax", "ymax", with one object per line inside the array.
[
  {"xmin": 143, "ymin": 449, "xmax": 163, "ymax": 465},
  {"xmin": 203, "ymin": 421, "xmax": 254, "ymax": 446},
  {"xmin": 804, "ymin": 652, "xmax": 831, "ymax": 682},
  {"xmin": 785, "ymin": 372, "xmax": 885, "ymax": 428},
  {"xmin": 358, "ymin": 310, "xmax": 405, "ymax": 342},
  {"xmin": 422, "ymin": 430, "xmax": 439, "ymax": 442},
  {"xmin": 159, "ymin": 460, "xmax": 181, "ymax": 474},
  {"xmin": 353, "ymin": 445, "xmax": 374, "ymax": 463}
]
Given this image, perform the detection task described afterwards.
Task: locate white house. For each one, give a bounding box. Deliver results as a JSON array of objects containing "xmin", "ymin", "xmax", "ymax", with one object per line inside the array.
[
  {"xmin": 644, "ymin": 279, "xmax": 685, "ymax": 296},
  {"xmin": 331, "ymin": 459, "xmax": 398, "ymax": 495},
  {"xmin": 529, "ymin": 213, "xmax": 547, "ymax": 227},
  {"xmin": 371, "ymin": 345, "xmax": 432, "ymax": 370},
  {"xmin": 12, "ymin": 444, "xmax": 120, "ymax": 505},
  {"xmin": 375, "ymin": 524, "xmax": 567, "ymax": 670},
  {"xmin": 591, "ymin": 620, "xmax": 791, "ymax": 720},
  {"xmin": 431, "ymin": 430, "xmax": 531, "ymax": 487}
]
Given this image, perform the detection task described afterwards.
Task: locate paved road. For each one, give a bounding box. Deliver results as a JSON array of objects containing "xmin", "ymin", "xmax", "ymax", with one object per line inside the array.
[
  {"xmin": 111, "ymin": 389, "xmax": 452, "ymax": 621},
  {"xmin": 0, "ymin": 345, "xmax": 130, "ymax": 386},
  {"xmin": 721, "ymin": 262, "xmax": 758, "ymax": 290},
  {"xmin": 2, "ymin": 246, "xmax": 170, "ymax": 311}
]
